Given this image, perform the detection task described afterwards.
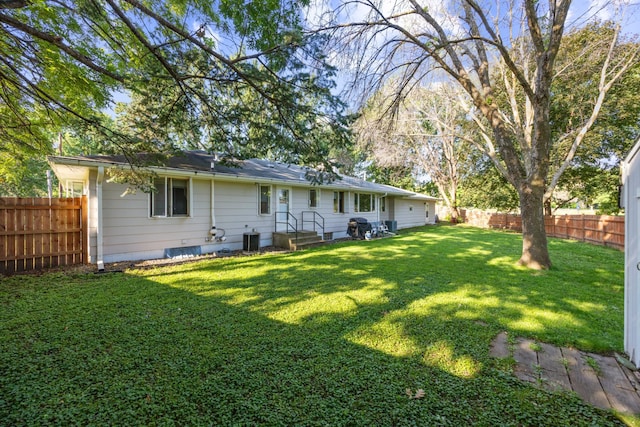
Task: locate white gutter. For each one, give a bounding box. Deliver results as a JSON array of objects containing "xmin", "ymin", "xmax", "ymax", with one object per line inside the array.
[{"xmin": 96, "ymin": 166, "xmax": 105, "ymax": 272}]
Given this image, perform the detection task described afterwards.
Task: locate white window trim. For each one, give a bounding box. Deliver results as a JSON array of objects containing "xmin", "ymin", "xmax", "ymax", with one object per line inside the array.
[
  {"xmin": 258, "ymin": 184, "xmax": 272, "ymax": 216},
  {"xmin": 333, "ymin": 190, "xmax": 346, "ymax": 214},
  {"xmin": 66, "ymin": 180, "xmax": 85, "ymax": 197},
  {"xmin": 354, "ymin": 192, "xmax": 375, "ymax": 213},
  {"xmin": 149, "ymin": 176, "xmax": 193, "ymax": 219},
  {"xmin": 309, "ymin": 188, "xmax": 320, "ymax": 209}
]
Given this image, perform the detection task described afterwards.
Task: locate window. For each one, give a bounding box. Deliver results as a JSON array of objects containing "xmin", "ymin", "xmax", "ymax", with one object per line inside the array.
[
  {"xmin": 66, "ymin": 181, "xmax": 84, "ymax": 197},
  {"xmin": 172, "ymin": 180, "xmax": 188, "ymax": 215},
  {"xmin": 259, "ymin": 185, "xmax": 271, "ymax": 215},
  {"xmin": 354, "ymin": 193, "xmax": 375, "ymax": 212},
  {"xmin": 380, "ymin": 196, "xmax": 386, "ymax": 213},
  {"xmin": 333, "ymin": 191, "xmax": 345, "ymax": 213},
  {"xmin": 150, "ymin": 177, "xmax": 189, "ymax": 217},
  {"xmin": 309, "ymin": 189, "xmax": 318, "ymax": 208}
]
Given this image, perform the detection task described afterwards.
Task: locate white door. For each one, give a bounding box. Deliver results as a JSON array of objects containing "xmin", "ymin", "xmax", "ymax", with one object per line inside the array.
[{"xmin": 276, "ymin": 187, "xmax": 291, "ymax": 232}]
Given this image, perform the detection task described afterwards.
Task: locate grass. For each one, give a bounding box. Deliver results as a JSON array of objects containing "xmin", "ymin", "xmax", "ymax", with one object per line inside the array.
[{"xmin": 0, "ymin": 225, "xmax": 631, "ymax": 425}]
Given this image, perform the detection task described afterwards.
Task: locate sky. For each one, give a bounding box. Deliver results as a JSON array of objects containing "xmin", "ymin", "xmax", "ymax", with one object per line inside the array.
[
  {"xmin": 568, "ymin": 0, "xmax": 640, "ymax": 32},
  {"xmin": 302, "ymin": 0, "xmax": 640, "ymax": 101},
  {"xmin": 108, "ymin": 0, "xmax": 640, "ymax": 114}
]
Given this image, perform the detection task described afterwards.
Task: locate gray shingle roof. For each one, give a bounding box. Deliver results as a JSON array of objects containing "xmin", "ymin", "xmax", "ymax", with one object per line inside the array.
[{"xmin": 48, "ymin": 150, "xmax": 438, "ymax": 200}]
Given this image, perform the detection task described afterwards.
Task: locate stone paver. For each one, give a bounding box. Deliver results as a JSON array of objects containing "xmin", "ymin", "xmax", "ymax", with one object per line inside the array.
[
  {"xmin": 563, "ymin": 346, "xmax": 610, "ymax": 409},
  {"xmin": 490, "ymin": 332, "xmax": 640, "ymax": 415},
  {"xmin": 538, "ymin": 343, "xmax": 571, "ymax": 392}
]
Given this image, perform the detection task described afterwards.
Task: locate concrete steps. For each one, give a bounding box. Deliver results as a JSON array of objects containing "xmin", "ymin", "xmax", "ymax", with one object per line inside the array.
[{"xmin": 272, "ymin": 231, "xmax": 324, "ymax": 251}]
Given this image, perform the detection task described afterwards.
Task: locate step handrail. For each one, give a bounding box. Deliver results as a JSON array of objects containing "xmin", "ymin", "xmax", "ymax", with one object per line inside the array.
[
  {"xmin": 275, "ymin": 211, "xmax": 298, "ymax": 242},
  {"xmin": 301, "ymin": 211, "xmax": 325, "ymax": 238}
]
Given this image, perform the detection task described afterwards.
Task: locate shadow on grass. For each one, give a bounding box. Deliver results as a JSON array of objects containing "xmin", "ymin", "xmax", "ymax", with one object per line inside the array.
[
  {"xmin": 152, "ymin": 225, "xmax": 622, "ymax": 351},
  {"xmin": 0, "ymin": 226, "xmax": 626, "ymax": 425}
]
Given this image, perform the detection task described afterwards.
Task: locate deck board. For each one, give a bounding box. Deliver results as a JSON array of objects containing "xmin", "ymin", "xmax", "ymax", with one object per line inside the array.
[
  {"xmin": 562, "ymin": 347, "xmax": 609, "ymax": 409},
  {"xmin": 538, "ymin": 343, "xmax": 571, "ymax": 392},
  {"xmin": 590, "ymin": 353, "xmax": 640, "ymax": 414}
]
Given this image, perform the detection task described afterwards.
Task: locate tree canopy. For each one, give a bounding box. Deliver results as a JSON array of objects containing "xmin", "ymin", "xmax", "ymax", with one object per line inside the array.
[
  {"xmin": 354, "ymin": 82, "xmax": 473, "ymax": 220},
  {"xmin": 312, "ymin": 0, "xmax": 639, "ymax": 269},
  {"xmin": 0, "ymin": 0, "xmax": 351, "ymax": 194}
]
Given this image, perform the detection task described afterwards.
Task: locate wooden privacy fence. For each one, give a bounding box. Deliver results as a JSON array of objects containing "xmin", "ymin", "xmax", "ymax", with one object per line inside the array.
[
  {"xmin": 0, "ymin": 197, "xmax": 88, "ymax": 274},
  {"xmin": 462, "ymin": 209, "xmax": 625, "ymax": 250}
]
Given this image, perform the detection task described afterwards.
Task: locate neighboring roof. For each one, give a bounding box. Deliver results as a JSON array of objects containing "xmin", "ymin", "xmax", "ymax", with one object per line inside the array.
[{"xmin": 48, "ymin": 150, "xmax": 439, "ymax": 200}]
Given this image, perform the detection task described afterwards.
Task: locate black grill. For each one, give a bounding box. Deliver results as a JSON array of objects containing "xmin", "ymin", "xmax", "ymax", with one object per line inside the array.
[{"xmin": 347, "ymin": 217, "xmax": 372, "ymax": 239}]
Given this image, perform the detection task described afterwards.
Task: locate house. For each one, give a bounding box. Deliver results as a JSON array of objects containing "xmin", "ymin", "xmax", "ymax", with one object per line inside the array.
[
  {"xmin": 621, "ymin": 138, "xmax": 640, "ymax": 368},
  {"xmin": 48, "ymin": 151, "xmax": 439, "ymax": 269}
]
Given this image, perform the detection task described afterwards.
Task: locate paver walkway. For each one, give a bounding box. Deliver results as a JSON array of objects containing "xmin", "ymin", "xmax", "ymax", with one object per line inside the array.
[{"xmin": 490, "ymin": 332, "xmax": 640, "ymax": 414}]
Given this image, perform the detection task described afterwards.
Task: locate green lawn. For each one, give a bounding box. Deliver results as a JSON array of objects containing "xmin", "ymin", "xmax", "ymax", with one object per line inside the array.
[{"xmin": 0, "ymin": 225, "xmax": 632, "ymax": 425}]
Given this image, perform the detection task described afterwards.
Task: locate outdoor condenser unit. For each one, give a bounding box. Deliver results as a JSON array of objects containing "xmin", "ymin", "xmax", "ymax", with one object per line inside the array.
[{"xmin": 243, "ymin": 232, "xmax": 260, "ymax": 252}]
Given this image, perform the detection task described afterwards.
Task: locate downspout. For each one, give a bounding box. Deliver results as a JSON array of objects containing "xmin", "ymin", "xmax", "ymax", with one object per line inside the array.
[
  {"xmin": 96, "ymin": 166, "xmax": 104, "ymax": 272},
  {"xmin": 210, "ymin": 179, "xmax": 216, "ymax": 235},
  {"xmin": 378, "ymin": 193, "xmax": 387, "ymax": 223}
]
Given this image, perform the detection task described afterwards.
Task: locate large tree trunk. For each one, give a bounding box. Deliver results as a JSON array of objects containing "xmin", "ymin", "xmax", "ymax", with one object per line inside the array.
[
  {"xmin": 518, "ymin": 184, "xmax": 551, "ymax": 269},
  {"xmin": 449, "ymin": 183, "xmax": 459, "ymax": 222}
]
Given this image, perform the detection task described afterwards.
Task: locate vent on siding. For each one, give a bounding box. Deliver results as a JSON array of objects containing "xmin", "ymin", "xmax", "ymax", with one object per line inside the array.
[{"xmin": 164, "ymin": 246, "xmax": 202, "ymax": 259}]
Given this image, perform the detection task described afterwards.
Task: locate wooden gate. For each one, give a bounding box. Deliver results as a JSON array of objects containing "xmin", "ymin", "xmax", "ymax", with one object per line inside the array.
[{"xmin": 0, "ymin": 197, "xmax": 88, "ymax": 274}]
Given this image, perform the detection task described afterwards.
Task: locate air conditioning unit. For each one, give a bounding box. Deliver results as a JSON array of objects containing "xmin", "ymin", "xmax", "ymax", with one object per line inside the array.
[{"xmin": 243, "ymin": 232, "xmax": 260, "ymax": 252}]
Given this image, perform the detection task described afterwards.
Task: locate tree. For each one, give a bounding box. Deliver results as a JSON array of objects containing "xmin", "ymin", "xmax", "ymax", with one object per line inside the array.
[
  {"xmin": 458, "ymin": 23, "xmax": 640, "ymax": 215},
  {"xmin": 354, "ymin": 83, "xmax": 472, "ymax": 221},
  {"xmin": 458, "ymin": 155, "xmax": 520, "ymax": 212},
  {"xmin": 363, "ymin": 162, "xmax": 419, "ymax": 191},
  {"xmin": 1, "ymin": 0, "xmax": 350, "ymax": 194},
  {"xmin": 483, "ymin": 21, "xmax": 640, "ymax": 214},
  {"xmin": 0, "ymin": 154, "xmax": 49, "ymax": 196},
  {"xmin": 549, "ymin": 44, "xmax": 640, "ymax": 212},
  {"xmin": 314, "ymin": 0, "xmax": 639, "ymax": 269}
]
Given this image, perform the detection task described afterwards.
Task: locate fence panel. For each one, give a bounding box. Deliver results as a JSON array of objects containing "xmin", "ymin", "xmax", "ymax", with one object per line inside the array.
[
  {"xmin": 0, "ymin": 197, "xmax": 87, "ymax": 274},
  {"xmin": 462, "ymin": 209, "xmax": 625, "ymax": 250}
]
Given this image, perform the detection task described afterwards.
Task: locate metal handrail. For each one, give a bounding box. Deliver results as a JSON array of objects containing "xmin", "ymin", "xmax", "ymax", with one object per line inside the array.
[
  {"xmin": 275, "ymin": 211, "xmax": 298, "ymax": 242},
  {"xmin": 301, "ymin": 211, "xmax": 325, "ymax": 238}
]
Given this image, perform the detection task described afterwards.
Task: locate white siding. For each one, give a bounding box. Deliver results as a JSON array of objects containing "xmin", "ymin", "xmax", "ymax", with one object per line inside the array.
[
  {"xmin": 213, "ymin": 181, "xmax": 275, "ymax": 249},
  {"xmin": 379, "ymin": 196, "xmax": 391, "ymax": 223},
  {"xmin": 287, "ymin": 188, "xmax": 383, "ymax": 239},
  {"xmin": 84, "ymin": 171, "xmax": 435, "ymax": 263},
  {"xmin": 623, "ymin": 141, "xmax": 640, "ymax": 368},
  {"xmin": 101, "ymin": 178, "xmax": 211, "ymax": 262},
  {"xmin": 289, "ymin": 187, "xmax": 346, "ymax": 238},
  {"xmin": 392, "ymin": 198, "xmax": 428, "ymax": 229},
  {"xmin": 425, "ymin": 201, "xmax": 437, "ymax": 225},
  {"xmin": 317, "ymin": 189, "xmax": 354, "ymax": 238}
]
